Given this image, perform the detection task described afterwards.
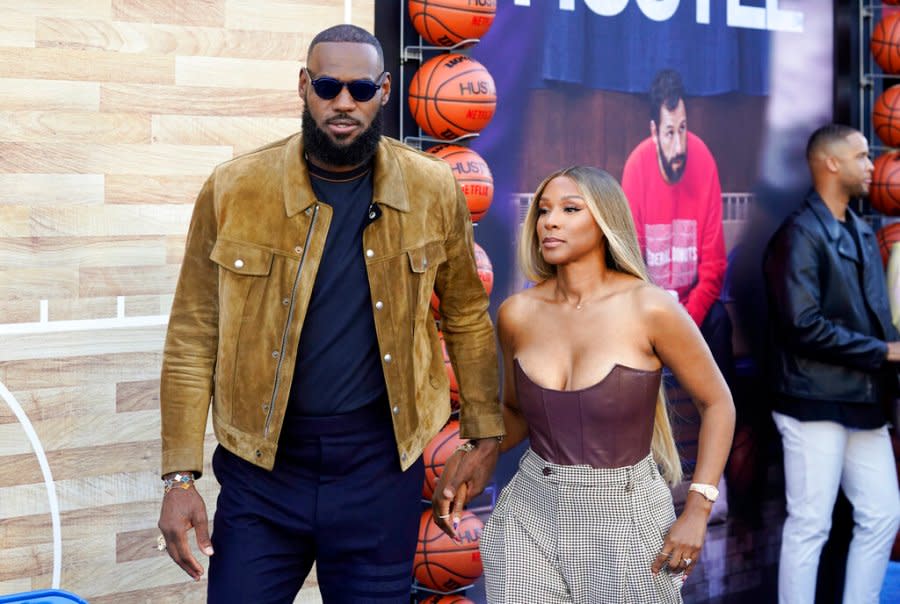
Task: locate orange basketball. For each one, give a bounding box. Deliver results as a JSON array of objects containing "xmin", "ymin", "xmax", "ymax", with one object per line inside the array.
[
  {"xmin": 422, "ymin": 418, "xmax": 464, "ymax": 499},
  {"xmin": 408, "ymin": 53, "xmax": 496, "ymax": 140},
  {"xmin": 408, "ymin": 0, "xmax": 496, "ymax": 47},
  {"xmin": 419, "ymin": 595, "xmax": 476, "ymax": 604},
  {"xmin": 414, "ymin": 510, "xmax": 484, "ymax": 591},
  {"xmin": 871, "ymin": 151, "xmax": 900, "ymax": 215},
  {"xmin": 872, "ymin": 14, "xmax": 900, "ymax": 73},
  {"xmin": 430, "ymin": 242, "xmax": 494, "ymax": 320},
  {"xmin": 877, "ymin": 222, "xmax": 900, "ymax": 266},
  {"xmin": 874, "ymin": 85, "xmax": 900, "ymax": 147},
  {"xmin": 428, "ymin": 144, "xmax": 494, "ymax": 222},
  {"xmin": 440, "ymin": 332, "xmax": 460, "ymax": 410}
]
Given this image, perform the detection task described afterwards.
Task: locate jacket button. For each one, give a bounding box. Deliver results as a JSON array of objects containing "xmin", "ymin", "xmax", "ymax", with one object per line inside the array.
[
  {"xmin": 401, "ymin": 453, "xmax": 407, "ymax": 462},
  {"xmin": 422, "ymin": 259, "xmax": 428, "ymax": 269},
  {"xmin": 255, "ymin": 450, "xmax": 262, "ymax": 458},
  {"xmin": 271, "ymin": 350, "xmax": 279, "ymax": 358},
  {"xmin": 282, "ymin": 298, "xmax": 289, "ymax": 305},
  {"xmin": 383, "ymin": 353, "xmax": 392, "ymax": 363},
  {"xmin": 234, "ymin": 259, "xmax": 244, "ymax": 269},
  {"xmin": 366, "ymin": 249, "xmax": 375, "ymax": 258},
  {"xmin": 262, "ymin": 403, "xmax": 269, "ymax": 413},
  {"xmin": 392, "ymin": 405, "xmax": 399, "ymax": 414},
  {"xmin": 305, "ymin": 208, "xmax": 312, "ymax": 216},
  {"xmin": 375, "ymin": 300, "xmax": 384, "ymax": 310},
  {"xmin": 294, "ymin": 246, "xmax": 302, "ymax": 254}
]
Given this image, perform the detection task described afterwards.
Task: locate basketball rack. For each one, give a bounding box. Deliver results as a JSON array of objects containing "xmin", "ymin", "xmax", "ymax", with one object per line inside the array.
[
  {"xmin": 398, "ymin": 2, "xmax": 483, "ymax": 149},
  {"xmin": 860, "ymin": 1, "xmax": 900, "ymax": 221}
]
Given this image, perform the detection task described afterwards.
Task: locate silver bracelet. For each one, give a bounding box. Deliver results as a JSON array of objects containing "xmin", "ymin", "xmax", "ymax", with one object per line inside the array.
[{"xmin": 163, "ymin": 472, "xmax": 195, "ymax": 493}]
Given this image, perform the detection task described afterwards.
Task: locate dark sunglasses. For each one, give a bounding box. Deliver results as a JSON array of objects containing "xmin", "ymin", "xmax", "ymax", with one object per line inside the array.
[{"xmin": 304, "ymin": 68, "xmax": 388, "ymax": 102}]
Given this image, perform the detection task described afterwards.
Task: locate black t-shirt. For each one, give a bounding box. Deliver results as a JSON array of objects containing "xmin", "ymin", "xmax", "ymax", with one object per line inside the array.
[
  {"xmin": 284, "ymin": 159, "xmax": 387, "ymax": 421},
  {"xmin": 775, "ymin": 218, "xmax": 887, "ymax": 429}
]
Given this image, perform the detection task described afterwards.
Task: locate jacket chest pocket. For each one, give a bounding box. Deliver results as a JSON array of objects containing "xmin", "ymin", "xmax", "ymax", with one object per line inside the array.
[
  {"xmin": 408, "ymin": 241, "xmax": 446, "ymax": 322},
  {"xmin": 210, "ymin": 239, "xmax": 274, "ymax": 337}
]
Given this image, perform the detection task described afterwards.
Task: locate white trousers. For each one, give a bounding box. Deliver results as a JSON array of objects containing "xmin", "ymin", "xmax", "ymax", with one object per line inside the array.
[{"xmin": 772, "ymin": 411, "xmax": 900, "ymax": 604}]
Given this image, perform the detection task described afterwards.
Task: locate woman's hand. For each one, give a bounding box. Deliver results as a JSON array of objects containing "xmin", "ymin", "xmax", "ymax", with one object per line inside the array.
[{"xmin": 650, "ymin": 501, "xmax": 710, "ymax": 578}]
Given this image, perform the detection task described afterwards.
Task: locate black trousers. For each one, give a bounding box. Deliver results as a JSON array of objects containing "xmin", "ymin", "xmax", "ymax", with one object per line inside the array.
[{"xmin": 208, "ymin": 403, "xmax": 425, "ymax": 604}]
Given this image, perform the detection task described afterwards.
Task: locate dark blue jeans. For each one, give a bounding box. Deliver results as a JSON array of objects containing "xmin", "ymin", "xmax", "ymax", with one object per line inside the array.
[{"xmin": 208, "ymin": 402, "xmax": 424, "ymax": 603}]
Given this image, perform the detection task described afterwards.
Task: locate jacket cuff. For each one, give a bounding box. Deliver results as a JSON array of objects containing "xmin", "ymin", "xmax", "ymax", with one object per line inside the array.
[
  {"xmin": 458, "ymin": 410, "xmax": 505, "ymax": 441},
  {"xmin": 161, "ymin": 447, "xmax": 205, "ymax": 479}
]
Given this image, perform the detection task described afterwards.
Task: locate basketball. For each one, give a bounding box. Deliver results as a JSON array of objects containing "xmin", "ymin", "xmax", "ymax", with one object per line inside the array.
[
  {"xmin": 441, "ymin": 332, "xmax": 460, "ymax": 410},
  {"xmin": 422, "ymin": 418, "xmax": 464, "ymax": 499},
  {"xmin": 428, "ymin": 144, "xmax": 494, "ymax": 222},
  {"xmin": 414, "ymin": 510, "xmax": 484, "ymax": 591},
  {"xmin": 871, "ymin": 151, "xmax": 900, "ymax": 215},
  {"xmin": 473, "ymin": 241, "xmax": 494, "ymax": 295},
  {"xmin": 408, "ymin": 53, "xmax": 496, "ymax": 140},
  {"xmin": 419, "ymin": 595, "xmax": 476, "ymax": 604},
  {"xmin": 873, "ymin": 85, "xmax": 900, "ymax": 147},
  {"xmin": 408, "ymin": 0, "xmax": 496, "ymax": 47},
  {"xmin": 872, "ymin": 14, "xmax": 900, "ymax": 73},
  {"xmin": 430, "ymin": 242, "xmax": 494, "ymax": 320},
  {"xmin": 877, "ymin": 222, "xmax": 900, "ymax": 266}
]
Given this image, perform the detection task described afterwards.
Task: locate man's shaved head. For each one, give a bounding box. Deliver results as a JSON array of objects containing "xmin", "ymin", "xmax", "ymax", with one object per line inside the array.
[{"xmin": 806, "ymin": 124, "xmax": 861, "ymax": 162}]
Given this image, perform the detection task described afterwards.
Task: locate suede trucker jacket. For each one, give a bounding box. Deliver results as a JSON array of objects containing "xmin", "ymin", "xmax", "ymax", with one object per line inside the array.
[
  {"xmin": 160, "ymin": 134, "xmax": 502, "ymax": 476},
  {"xmin": 763, "ymin": 191, "xmax": 899, "ymax": 406}
]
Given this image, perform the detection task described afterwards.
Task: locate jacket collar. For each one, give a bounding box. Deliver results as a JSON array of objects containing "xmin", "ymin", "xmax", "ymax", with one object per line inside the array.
[
  {"xmin": 282, "ymin": 134, "xmax": 410, "ymax": 217},
  {"xmin": 805, "ymin": 189, "xmax": 870, "ymax": 242}
]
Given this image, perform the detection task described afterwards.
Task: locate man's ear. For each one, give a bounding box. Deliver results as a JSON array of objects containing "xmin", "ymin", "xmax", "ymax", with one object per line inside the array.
[
  {"xmin": 380, "ymin": 72, "xmax": 391, "ymax": 107},
  {"xmin": 298, "ymin": 68, "xmax": 308, "ymax": 99},
  {"xmin": 650, "ymin": 120, "xmax": 658, "ymax": 143}
]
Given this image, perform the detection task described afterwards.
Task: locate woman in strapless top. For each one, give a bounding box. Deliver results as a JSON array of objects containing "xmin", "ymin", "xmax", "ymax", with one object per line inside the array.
[{"xmin": 478, "ymin": 166, "xmax": 735, "ymax": 603}]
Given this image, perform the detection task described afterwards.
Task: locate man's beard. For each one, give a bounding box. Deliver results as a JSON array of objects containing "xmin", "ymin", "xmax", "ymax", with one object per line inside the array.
[
  {"xmin": 657, "ymin": 139, "xmax": 687, "ymax": 183},
  {"xmin": 302, "ymin": 105, "xmax": 382, "ymax": 168}
]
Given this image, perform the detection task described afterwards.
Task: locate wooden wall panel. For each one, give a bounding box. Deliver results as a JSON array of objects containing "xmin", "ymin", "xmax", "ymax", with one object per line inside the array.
[
  {"xmin": 0, "ymin": 1, "xmax": 112, "ymax": 20},
  {"xmin": 0, "ymin": 2, "xmax": 374, "ymax": 601},
  {"xmin": 0, "ymin": 13, "xmax": 35, "ymax": 48},
  {"xmin": 175, "ymin": 56, "xmax": 299, "ymax": 90},
  {"xmin": 0, "ymin": 79, "xmax": 100, "ymax": 111},
  {"xmin": 100, "ymin": 83, "xmax": 300, "ymax": 116},
  {"xmin": 112, "ymin": 0, "xmax": 226, "ymax": 27},
  {"xmin": 37, "ymin": 18, "xmax": 308, "ymax": 60},
  {"xmin": 0, "ymin": 48, "xmax": 174, "ymax": 84},
  {"xmin": 0, "ymin": 174, "xmax": 105, "ymax": 205},
  {"xmin": 105, "ymin": 174, "xmax": 207, "ymax": 205},
  {"xmin": 0, "ymin": 111, "xmax": 151, "ymax": 144},
  {"xmin": 152, "ymin": 115, "xmax": 299, "ymax": 154}
]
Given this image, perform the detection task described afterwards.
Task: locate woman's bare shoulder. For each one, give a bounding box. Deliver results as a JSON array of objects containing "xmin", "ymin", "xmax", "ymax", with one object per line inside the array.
[{"xmin": 626, "ymin": 280, "xmax": 684, "ymax": 321}]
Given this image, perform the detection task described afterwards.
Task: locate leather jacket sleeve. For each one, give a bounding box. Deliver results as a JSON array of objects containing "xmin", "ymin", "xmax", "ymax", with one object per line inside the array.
[{"xmin": 765, "ymin": 222, "xmax": 888, "ymax": 371}]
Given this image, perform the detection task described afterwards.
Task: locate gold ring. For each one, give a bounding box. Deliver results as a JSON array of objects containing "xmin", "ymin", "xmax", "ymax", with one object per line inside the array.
[{"xmin": 157, "ymin": 535, "xmax": 166, "ymax": 551}]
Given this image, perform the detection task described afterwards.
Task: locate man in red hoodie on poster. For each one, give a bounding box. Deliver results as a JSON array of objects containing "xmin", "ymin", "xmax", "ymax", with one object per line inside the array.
[{"xmin": 622, "ymin": 69, "xmax": 732, "ymax": 387}]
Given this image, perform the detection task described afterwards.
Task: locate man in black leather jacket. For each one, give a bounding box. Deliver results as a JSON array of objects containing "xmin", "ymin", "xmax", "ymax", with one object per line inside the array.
[{"xmin": 763, "ymin": 124, "xmax": 900, "ymax": 604}]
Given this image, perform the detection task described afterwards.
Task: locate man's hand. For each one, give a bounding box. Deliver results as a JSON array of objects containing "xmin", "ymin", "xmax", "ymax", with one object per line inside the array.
[
  {"xmin": 431, "ymin": 437, "xmax": 500, "ymax": 540},
  {"xmin": 887, "ymin": 341, "xmax": 900, "ymax": 362},
  {"xmin": 157, "ymin": 484, "xmax": 214, "ymax": 580}
]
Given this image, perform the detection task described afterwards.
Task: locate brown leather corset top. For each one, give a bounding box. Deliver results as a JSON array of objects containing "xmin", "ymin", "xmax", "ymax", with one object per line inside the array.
[{"xmin": 514, "ymin": 359, "xmax": 662, "ymax": 469}]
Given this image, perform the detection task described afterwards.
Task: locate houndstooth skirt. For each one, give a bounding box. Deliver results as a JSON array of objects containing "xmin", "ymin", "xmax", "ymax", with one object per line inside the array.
[{"xmin": 480, "ymin": 449, "xmax": 685, "ymax": 604}]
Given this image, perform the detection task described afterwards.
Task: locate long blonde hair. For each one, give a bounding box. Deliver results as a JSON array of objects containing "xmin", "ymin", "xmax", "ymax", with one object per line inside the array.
[{"xmin": 517, "ymin": 166, "xmax": 682, "ymax": 484}]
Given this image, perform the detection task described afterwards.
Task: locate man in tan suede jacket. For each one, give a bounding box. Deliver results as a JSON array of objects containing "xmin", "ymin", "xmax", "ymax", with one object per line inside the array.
[{"xmin": 156, "ymin": 24, "xmax": 503, "ymax": 603}]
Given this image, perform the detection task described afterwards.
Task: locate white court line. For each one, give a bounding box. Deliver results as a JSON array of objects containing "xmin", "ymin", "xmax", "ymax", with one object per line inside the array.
[
  {"xmin": 345, "ymin": 0, "xmax": 352, "ymax": 23},
  {"xmin": 0, "ymin": 314, "xmax": 169, "ymax": 335},
  {"xmin": 0, "ymin": 380, "xmax": 62, "ymax": 589}
]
